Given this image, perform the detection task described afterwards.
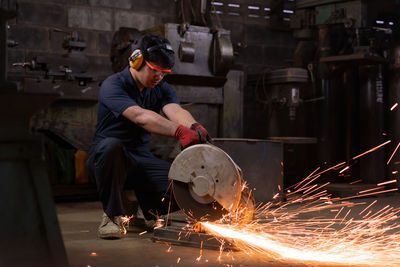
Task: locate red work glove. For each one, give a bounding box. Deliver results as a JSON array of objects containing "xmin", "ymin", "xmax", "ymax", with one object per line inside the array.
[
  {"xmin": 190, "ymin": 123, "xmax": 213, "ymax": 143},
  {"xmin": 174, "ymin": 125, "xmax": 201, "ymax": 149}
]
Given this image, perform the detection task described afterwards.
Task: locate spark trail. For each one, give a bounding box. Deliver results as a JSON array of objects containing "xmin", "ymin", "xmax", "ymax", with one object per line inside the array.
[{"xmin": 200, "ymin": 140, "xmax": 400, "ymax": 266}]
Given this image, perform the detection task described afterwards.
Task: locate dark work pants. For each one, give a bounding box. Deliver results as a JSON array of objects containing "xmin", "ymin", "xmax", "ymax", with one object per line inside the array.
[{"xmin": 86, "ymin": 137, "xmax": 178, "ymax": 220}]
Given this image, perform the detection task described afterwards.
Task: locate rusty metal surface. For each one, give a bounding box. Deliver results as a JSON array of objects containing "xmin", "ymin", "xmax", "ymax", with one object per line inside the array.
[
  {"xmin": 30, "ymin": 100, "xmax": 97, "ymax": 151},
  {"xmin": 213, "ymin": 138, "xmax": 284, "ymax": 204}
]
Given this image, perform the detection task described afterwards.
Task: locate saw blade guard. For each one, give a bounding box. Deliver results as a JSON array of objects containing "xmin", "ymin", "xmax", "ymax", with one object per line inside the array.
[{"xmin": 169, "ymin": 144, "xmax": 242, "ymax": 217}]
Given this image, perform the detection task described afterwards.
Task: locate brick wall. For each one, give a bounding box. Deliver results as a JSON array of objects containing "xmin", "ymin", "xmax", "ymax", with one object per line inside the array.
[
  {"xmin": 7, "ymin": 0, "xmax": 297, "ymax": 77},
  {"xmin": 7, "ymin": 0, "xmax": 177, "ymax": 80}
]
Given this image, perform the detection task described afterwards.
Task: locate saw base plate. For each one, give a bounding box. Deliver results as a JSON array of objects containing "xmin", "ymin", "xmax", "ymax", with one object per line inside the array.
[{"xmin": 152, "ymin": 225, "xmax": 237, "ymax": 251}]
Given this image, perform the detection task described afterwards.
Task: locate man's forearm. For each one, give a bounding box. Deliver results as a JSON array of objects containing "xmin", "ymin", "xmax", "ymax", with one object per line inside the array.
[
  {"xmin": 123, "ymin": 106, "xmax": 178, "ymax": 136},
  {"xmin": 170, "ymin": 108, "xmax": 196, "ymax": 128}
]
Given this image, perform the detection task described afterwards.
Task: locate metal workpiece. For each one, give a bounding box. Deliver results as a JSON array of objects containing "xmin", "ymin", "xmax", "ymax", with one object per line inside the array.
[
  {"xmin": 169, "ymin": 144, "xmax": 242, "ymax": 221},
  {"xmin": 213, "ymin": 139, "xmax": 284, "ymax": 204}
]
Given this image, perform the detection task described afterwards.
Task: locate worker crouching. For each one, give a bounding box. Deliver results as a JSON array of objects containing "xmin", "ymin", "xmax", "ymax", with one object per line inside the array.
[{"xmin": 86, "ymin": 33, "xmax": 212, "ymax": 239}]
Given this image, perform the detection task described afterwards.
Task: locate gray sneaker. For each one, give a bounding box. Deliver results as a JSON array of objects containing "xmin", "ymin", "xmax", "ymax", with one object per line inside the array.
[{"xmin": 98, "ymin": 213, "xmax": 125, "ymax": 239}]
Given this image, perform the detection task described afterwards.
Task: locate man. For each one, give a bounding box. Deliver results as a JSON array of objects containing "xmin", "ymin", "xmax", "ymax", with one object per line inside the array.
[{"xmin": 86, "ymin": 33, "xmax": 212, "ymax": 239}]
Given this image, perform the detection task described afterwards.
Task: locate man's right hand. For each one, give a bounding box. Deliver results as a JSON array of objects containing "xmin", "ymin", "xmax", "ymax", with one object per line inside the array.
[
  {"xmin": 174, "ymin": 125, "xmax": 201, "ymax": 149},
  {"xmin": 190, "ymin": 123, "xmax": 212, "ymax": 143}
]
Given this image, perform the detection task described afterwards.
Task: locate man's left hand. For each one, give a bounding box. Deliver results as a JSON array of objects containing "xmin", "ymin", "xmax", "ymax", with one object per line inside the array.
[{"xmin": 190, "ymin": 123, "xmax": 213, "ymax": 143}]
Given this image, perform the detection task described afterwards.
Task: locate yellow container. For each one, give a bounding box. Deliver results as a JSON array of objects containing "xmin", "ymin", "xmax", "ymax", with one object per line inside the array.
[{"xmin": 75, "ymin": 150, "xmax": 89, "ymax": 184}]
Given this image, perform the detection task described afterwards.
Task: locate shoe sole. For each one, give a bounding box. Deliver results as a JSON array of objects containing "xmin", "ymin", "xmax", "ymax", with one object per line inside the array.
[{"xmin": 98, "ymin": 233, "xmax": 122, "ymax": 239}]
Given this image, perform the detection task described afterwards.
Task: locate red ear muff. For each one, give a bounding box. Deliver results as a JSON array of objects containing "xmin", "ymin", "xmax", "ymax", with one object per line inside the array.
[{"xmin": 129, "ymin": 49, "xmax": 143, "ymax": 70}]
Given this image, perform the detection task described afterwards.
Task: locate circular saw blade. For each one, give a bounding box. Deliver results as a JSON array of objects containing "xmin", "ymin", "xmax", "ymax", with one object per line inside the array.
[
  {"xmin": 172, "ymin": 180, "xmax": 227, "ymax": 221},
  {"xmin": 169, "ymin": 144, "xmax": 242, "ymax": 216}
]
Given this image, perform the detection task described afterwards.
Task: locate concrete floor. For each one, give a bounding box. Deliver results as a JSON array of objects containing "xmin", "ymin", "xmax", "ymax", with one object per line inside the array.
[
  {"xmin": 57, "ymin": 194, "xmax": 400, "ymax": 267},
  {"xmin": 57, "ymin": 201, "xmax": 298, "ymax": 267}
]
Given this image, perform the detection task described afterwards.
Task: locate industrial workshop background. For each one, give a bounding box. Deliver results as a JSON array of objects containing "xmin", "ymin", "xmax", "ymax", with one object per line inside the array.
[
  {"xmin": 3, "ymin": 0, "xmax": 303, "ymax": 200},
  {"xmin": 1, "ymin": 0, "xmax": 400, "ymax": 266}
]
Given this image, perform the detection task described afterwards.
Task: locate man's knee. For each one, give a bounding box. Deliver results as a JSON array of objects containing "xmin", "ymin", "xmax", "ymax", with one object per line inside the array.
[
  {"xmin": 97, "ymin": 137, "xmax": 125, "ymax": 157},
  {"xmin": 87, "ymin": 137, "xmax": 126, "ymax": 171}
]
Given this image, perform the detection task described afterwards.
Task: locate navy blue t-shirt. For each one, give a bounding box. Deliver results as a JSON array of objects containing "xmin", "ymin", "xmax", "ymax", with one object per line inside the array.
[{"xmin": 92, "ymin": 66, "xmax": 179, "ymax": 149}]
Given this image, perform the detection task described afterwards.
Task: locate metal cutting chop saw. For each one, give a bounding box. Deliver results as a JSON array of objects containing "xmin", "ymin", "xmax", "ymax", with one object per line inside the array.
[{"xmin": 169, "ymin": 144, "xmax": 255, "ymax": 222}]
